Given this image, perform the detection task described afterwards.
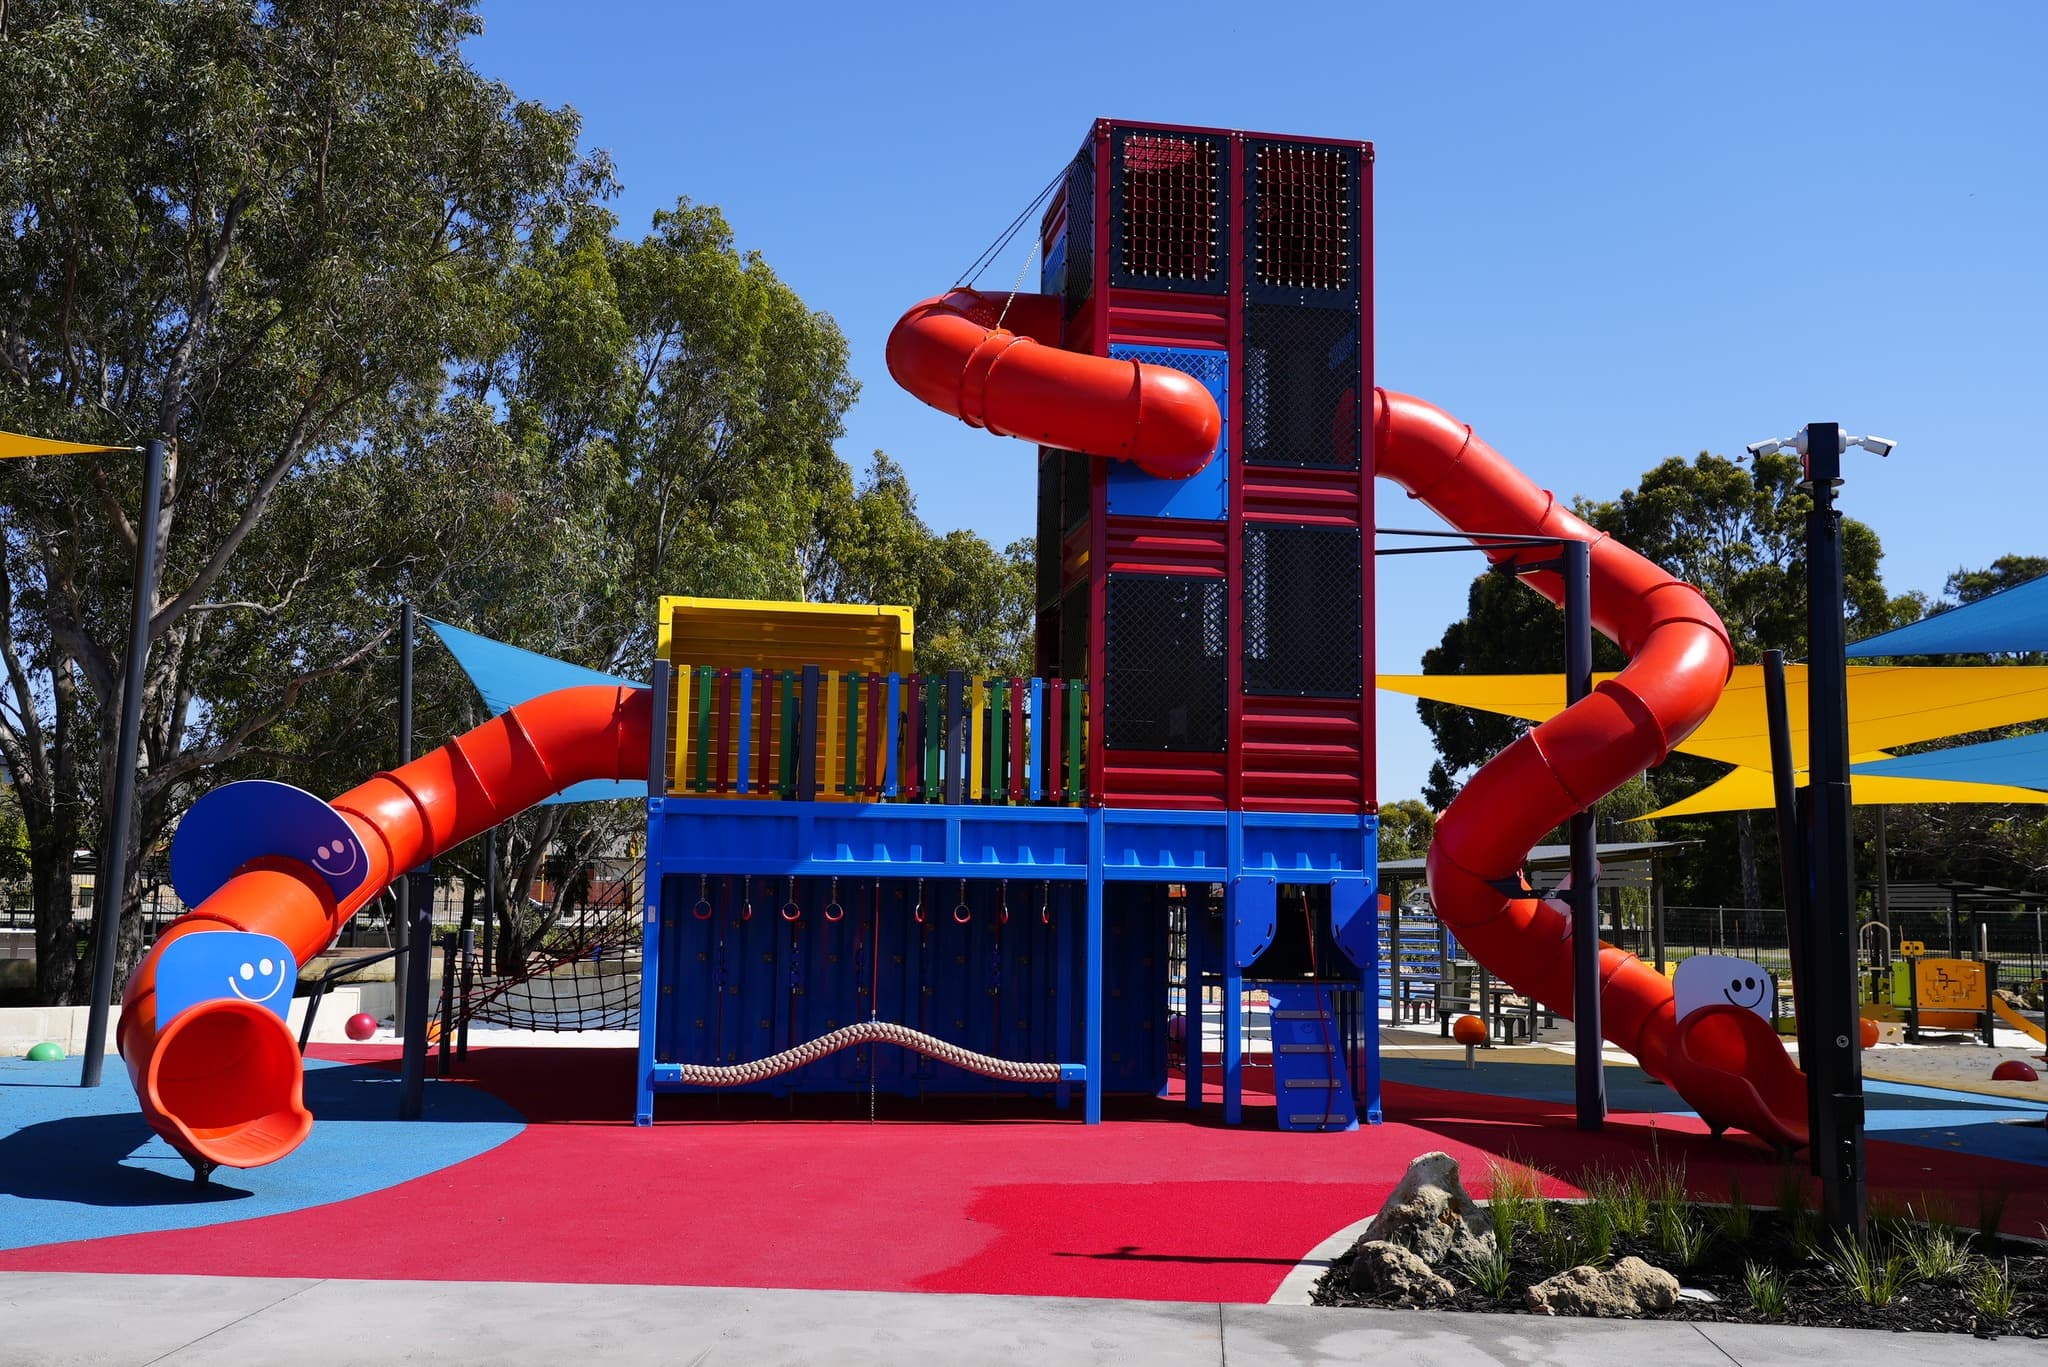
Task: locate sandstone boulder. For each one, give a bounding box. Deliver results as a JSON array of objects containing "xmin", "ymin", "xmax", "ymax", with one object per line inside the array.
[
  {"xmin": 1526, "ymin": 1256, "xmax": 1680, "ymax": 1318},
  {"xmin": 1354, "ymin": 1151, "xmax": 1495, "ymax": 1268},
  {"xmin": 1346, "ymin": 1240, "xmax": 1457, "ymax": 1306}
]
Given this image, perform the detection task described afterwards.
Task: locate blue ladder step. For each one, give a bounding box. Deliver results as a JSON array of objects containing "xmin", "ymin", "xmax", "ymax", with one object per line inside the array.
[{"xmin": 1265, "ymin": 982, "xmax": 1357, "ymax": 1133}]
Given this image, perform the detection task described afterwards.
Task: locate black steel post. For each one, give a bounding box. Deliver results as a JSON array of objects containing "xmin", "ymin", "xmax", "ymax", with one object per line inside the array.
[
  {"xmin": 1801, "ymin": 422, "xmax": 1866, "ymax": 1236},
  {"xmin": 393, "ymin": 603, "xmax": 415, "ymax": 1034},
  {"xmin": 436, "ymin": 929, "xmax": 458, "ymax": 1078},
  {"xmin": 1563, "ymin": 537, "xmax": 1605, "ymax": 1130},
  {"xmin": 398, "ymin": 865, "xmax": 434, "ymax": 1118},
  {"xmin": 483, "ymin": 827, "xmax": 499, "ymax": 976},
  {"xmin": 456, "ymin": 926, "xmax": 476, "ymax": 1062},
  {"xmin": 81, "ymin": 438, "xmax": 165, "ymax": 1087}
]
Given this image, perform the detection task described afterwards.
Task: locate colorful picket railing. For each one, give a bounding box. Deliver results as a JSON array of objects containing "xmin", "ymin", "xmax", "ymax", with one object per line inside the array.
[{"xmin": 668, "ymin": 666, "xmax": 1089, "ymax": 805}]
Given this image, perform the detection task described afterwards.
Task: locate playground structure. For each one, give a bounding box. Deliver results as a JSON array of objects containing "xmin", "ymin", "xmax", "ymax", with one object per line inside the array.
[{"xmin": 117, "ymin": 119, "xmax": 1818, "ymax": 1177}]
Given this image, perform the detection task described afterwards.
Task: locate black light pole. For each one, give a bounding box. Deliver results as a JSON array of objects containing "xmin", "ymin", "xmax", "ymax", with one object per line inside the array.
[
  {"xmin": 1563, "ymin": 537, "xmax": 1605, "ymax": 1130},
  {"xmin": 81, "ymin": 436, "xmax": 166, "ymax": 1088},
  {"xmin": 1799, "ymin": 422, "xmax": 1867, "ymax": 1236}
]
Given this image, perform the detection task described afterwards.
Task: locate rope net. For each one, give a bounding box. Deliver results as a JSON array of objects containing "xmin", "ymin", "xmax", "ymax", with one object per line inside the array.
[{"xmin": 449, "ymin": 867, "xmax": 644, "ymax": 1032}]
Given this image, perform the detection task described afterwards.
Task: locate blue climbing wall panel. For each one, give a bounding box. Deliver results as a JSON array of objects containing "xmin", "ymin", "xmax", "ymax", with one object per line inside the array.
[{"xmin": 652, "ymin": 874, "xmax": 1167, "ymax": 1098}]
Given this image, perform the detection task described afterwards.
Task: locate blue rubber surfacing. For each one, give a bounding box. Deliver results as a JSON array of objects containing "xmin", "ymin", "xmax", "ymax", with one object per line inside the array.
[{"xmin": 0, "ymin": 1056, "xmax": 524, "ymax": 1252}]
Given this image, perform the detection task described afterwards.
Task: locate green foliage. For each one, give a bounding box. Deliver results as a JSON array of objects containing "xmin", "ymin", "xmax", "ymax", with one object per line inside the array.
[
  {"xmin": 0, "ymin": 0, "xmax": 592, "ymax": 998},
  {"xmin": 1484, "ymin": 1160, "xmax": 1542, "ymax": 1258},
  {"xmin": 1719, "ymin": 1178, "xmax": 1753, "ymax": 1244},
  {"xmin": 1743, "ymin": 1261, "xmax": 1788, "ymax": 1320},
  {"xmin": 1460, "ymin": 1243, "xmax": 1515, "ymax": 1301},
  {"xmin": 1585, "ymin": 1166, "xmax": 1652, "ymax": 1239},
  {"xmin": 1377, "ymin": 799, "xmax": 1437, "ymax": 864},
  {"xmin": 1898, "ymin": 1221, "xmax": 1973, "ymax": 1284},
  {"xmin": 1970, "ymin": 1260, "xmax": 2018, "ymax": 1321},
  {"xmin": 1827, "ymin": 1234, "xmax": 1908, "ymax": 1307}
]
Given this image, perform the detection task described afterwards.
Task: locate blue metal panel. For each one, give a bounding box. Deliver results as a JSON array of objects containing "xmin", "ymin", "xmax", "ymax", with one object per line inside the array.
[
  {"xmin": 1240, "ymin": 811, "xmax": 1374, "ymax": 876},
  {"xmin": 1099, "ymin": 808, "xmax": 1229, "ymax": 877},
  {"xmin": 1104, "ymin": 344, "xmax": 1228, "ymax": 520},
  {"xmin": 1329, "ymin": 874, "xmax": 1377, "ymax": 973},
  {"xmin": 1230, "ymin": 876, "xmax": 1278, "ymax": 969},
  {"xmin": 155, "ymin": 931, "xmax": 297, "ymax": 1029}
]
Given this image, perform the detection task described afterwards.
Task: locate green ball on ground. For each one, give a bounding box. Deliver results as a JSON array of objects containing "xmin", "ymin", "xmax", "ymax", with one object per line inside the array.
[{"xmin": 25, "ymin": 1042, "xmax": 66, "ymax": 1062}]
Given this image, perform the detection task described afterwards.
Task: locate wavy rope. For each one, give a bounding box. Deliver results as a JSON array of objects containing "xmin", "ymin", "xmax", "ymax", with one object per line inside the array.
[{"xmin": 668, "ymin": 1021, "xmax": 1061, "ymax": 1087}]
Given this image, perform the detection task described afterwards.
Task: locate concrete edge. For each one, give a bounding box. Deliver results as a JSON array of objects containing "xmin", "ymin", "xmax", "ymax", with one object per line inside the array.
[{"xmin": 1267, "ymin": 1216, "xmax": 1374, "ymax": 1305}]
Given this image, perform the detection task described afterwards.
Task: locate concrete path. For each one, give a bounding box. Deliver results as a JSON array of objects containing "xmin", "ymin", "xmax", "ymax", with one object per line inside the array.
[{"xmin": 4, "ymin": 1272, "xmax": 2040, "ymax": 1367}]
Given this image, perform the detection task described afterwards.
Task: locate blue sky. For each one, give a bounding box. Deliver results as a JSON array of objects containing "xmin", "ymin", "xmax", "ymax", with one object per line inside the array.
[{"xmin": 467, "ymin": 1, "xmax": 2047, "ymax": 802}]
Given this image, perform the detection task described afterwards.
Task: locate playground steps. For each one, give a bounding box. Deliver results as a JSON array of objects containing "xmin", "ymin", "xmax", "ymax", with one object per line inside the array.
[{"xmin": 1266, "ymin": 983, "xmax": 1357, "ymax": 1132}]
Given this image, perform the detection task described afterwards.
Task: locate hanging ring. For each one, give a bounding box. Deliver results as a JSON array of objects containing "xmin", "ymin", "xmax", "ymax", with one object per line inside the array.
[
  {"xmin": 997, "ymin": 878, "xmax": 1010, "ymax": 926},
  {"xmin": 952, "ymin": 879, "xmax": 973, "ymax": 925},
  {"xmin": 691, "ymin": 875, "xmax": 714, "ymax": 921},
  {"xmin": 780, "ymin": 876, "xmax": 802, "ymax": 922},
  {"xmin": 913, "ymin": 879, "xmax": 927, "ymax": 925},
  {"xmin": 739, "ymin": 878, "xmax": 754, "ymax": 922},
  {"xmin": 824, "ymin": 876, "xmax": 845, "ymax": 923},
  {"xmin": 1039, "ymin": 881, "xmax": 1053, "ymax": 927}
]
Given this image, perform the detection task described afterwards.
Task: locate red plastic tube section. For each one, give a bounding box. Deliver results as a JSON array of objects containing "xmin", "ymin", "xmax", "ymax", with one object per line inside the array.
[
  {"xmin": 1375, "ymin": 389, "xmax": 1808, "ymax": 1148},
  {"xmin": 118, "ymin": 685, "xmax": 652, "ymax": 1170},
  {"xmin": 887, "ymin": 289, "xmax": 1222, "ymax": 479}
]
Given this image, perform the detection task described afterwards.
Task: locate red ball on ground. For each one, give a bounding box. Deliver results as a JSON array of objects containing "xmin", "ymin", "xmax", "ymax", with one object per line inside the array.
[
  {"xmin": 1452, "ymin": 1014, "xmax": 1488, "ymax": 1047},
  {"xmin": 1859, "ymin": 1017, "xmax": 1880, "ymax": 1049},
  {"xmin": 344, "ymin": 1012, "xmax": 379, "ymax": 1042},
  {"xmin": 1990, "ymin": 1059, "xmax": 2039, "ymax": 1083}
]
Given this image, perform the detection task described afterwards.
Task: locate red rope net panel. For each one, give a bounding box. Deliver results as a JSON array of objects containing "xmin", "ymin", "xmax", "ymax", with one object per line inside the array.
[
  {"xmin": 1252, "ymin": 143, "xmax": 1350, "ymax": 293},
  {"xmin": 1119, "ymin": 134, "xmax": 1219, "ymax": 283}
]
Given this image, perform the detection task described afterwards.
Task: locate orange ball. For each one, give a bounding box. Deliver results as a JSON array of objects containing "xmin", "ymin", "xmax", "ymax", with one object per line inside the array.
[
  {"xmin": 1452, "ymin": 1014, "xmax": 1488, "ymax": 1047},
  {"xmin": 1858, "ymin": 1017, "xmax": 1880, "ymax": 1049}
]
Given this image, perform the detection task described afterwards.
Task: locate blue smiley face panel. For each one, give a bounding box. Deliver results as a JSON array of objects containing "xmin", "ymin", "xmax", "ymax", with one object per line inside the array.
[{"xmin": 156, "ymin": 931, "xmax": 298, "ymax": 1027}]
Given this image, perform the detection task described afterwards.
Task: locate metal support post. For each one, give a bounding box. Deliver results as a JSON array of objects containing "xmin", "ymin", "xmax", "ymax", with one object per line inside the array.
[
  {"xmin": 1084, "ymin": 809, "xmax": 1104, "ymax": 1124},
  {"xmin": 398, "ymin": 865, "xmax": 434, "ymax": 1119},
  {"xmin": 1563, "ymin": 537, "xmax": 1604, "ymax": 1130},
  {"xmin": 81, "ymin": 436, "xmax": 166, "ymax": 1087},
  {"xmin": 1801, "ymin": 421, "xmax": 1867, "ymax": 1237},
  {"xmin": 1763, "ymin": 650, "xmax": 1809, "ymax": 1074},
  {"xmin": 393, "ymin": 603, "xmax": 415, "ymax": 1034}
]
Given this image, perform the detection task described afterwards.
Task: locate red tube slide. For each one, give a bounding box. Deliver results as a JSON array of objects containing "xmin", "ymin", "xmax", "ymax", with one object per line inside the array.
[
  {"xmin": 1373, "ymin": 390, "xmax": 1807, "ymax": 1148},
  {"xmin": 887, "ymin": 288, "xmax": 1222, "ymax": 478},
  {"xmin": 119, "ymin": 685, "xmax": 651, "ymax": 1171}
]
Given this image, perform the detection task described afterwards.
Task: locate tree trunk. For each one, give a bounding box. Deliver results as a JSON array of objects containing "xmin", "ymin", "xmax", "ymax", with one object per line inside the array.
[
  {"xmin": 1736, "ymin": 809, "xmax": 1763, "ymax": 910},
  {"xmin": 31, "ymin": 836, "xmax": 78, "ymax": 1004}
]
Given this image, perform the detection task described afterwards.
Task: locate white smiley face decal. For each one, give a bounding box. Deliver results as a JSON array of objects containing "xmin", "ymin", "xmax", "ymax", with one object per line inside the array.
[
  {"xmin": 1672, "ymin": 953, "xmax": 1777, "ymax": 1025},
  {"xmin": 228, "ymin": 955, "xmax": 289, "ymax": 1004},
  {"xmin": 1722, "ymin": 972, "xmax": 1770, "ymax": 1011},
  {"xmin": 310, "ymin": 835, "xmax": 361, "ymax": 880}
]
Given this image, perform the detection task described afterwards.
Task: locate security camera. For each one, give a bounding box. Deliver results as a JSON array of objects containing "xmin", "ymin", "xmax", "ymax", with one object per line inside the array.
[
  {"xmin": 1852, "ymin": 435, "xmax": 1896, "ymax": 458},
  {"xmin": 1745, "ymin": 437, "xmax": 1791, "ymax": 458}
]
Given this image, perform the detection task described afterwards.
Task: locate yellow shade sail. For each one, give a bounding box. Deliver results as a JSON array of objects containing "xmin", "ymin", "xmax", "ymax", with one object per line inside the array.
[
  {"xmin": 1638, "ymin": 764, "xmax": 2048, "ymax": 819},
  {"xmin": 1379, "ymin": 664, "xmax": 2048, "ymax": 771},
  {"xmin": 0, "ymin": 431, "xmax": 139, "ymax": 459}
]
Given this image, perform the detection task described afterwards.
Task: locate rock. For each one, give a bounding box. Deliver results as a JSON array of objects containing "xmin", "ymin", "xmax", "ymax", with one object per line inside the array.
[
  {"xmin": 1526, "ymin": 1257, "xmax": 1680, "ymax": 1318},
  {"xmin": 1355, "ymin": 1151, "xmax": 1496, "ymax": 1268},
  {"xmin": 1347, "ymin": 1240, "xmax": 1456, "ymax": 1305}
]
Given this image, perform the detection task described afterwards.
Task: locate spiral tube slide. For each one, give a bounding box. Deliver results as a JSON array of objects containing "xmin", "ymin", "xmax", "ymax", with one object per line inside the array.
[
  {"xmin": 886, "ymin": 289, "xmax": 1223, "ymax": 478},
  {"xmin": 1373, "ymin": 390, "xmax": 1808, "ymax": 1147},
  {"xmin": 118, "ymin": 685, "xmax": 652, "ymax": 1170}
]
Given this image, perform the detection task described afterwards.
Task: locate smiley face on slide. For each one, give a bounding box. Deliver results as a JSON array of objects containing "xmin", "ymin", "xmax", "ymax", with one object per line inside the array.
[
  {"xmin": 155, "ymin": 930, "xmax": 299, "ymax": 1028},
  {"xmin": 229, "ymin": 954, "xmax": 290, "ymax": 1005},
  {"xmin": 1672, "ymin": 953, "xmax": 1776, "ymax": 1026},
  {"xmin": 1720, "ymin": 970, "xmax": 1769, "ymax": 1012},
  {"xmin": 310, "ymin": 834, "xmax": 361, "ymax": 880}
]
